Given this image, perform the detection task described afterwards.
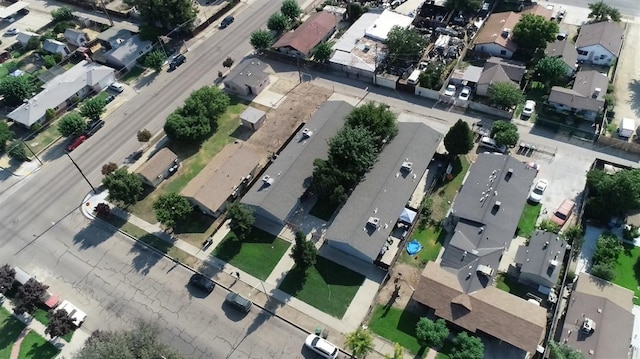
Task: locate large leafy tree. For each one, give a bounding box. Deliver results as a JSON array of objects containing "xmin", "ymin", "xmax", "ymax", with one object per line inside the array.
[
  {"xmin": 345, "ymin": 102, "xmax": 398, "ymax": 146},
  {"xmin": 0, "ymin": 75, "xmax": 37, "ymax": 107},
  {"xmin": 327, "ymin": 126, "xmax": 379, "ymax": 178},
  {"xmin": 444, "ymin": 0, "xmax": 481, "ymax": 12},
  {"xmin": 534, "ymin": 56, "xmax": 568, "ymax": 86},
  {"xmin": 347, "ymin": 2, "xmax": 366, "ymax": 23},
  {"xmin": 102, "ymin": 168, "xmax": 144, "ymax": 206},
  {"xmin": 51, "ymin": 7, "xmax": 74, "ymax": 22},
  {"xmin": 548, "ymin": 341, "xmax": 584, "ymax": 359},
  {"xmin": 311, "ymin": 41, "xmax": 333, "ymax": 63},
  {"xmin": 124, "ymin": 0, "xmax": 197, "ymax": 30},
  {"xmin": 226, "ymin": 202, "xmax": 255, "ymax": 239},
  {"xmin": 14, "ymin": 278, "xmax": 49, "ymax": 315},
  {"xmin": 487, "ymin": 81, "xmax": 524, "ymax": 110},
  {"xmin": 450, "ymin": 332, "xmax": 484, "ymax": 359},
  {"xmin": 386, "ymin": 26, "xmax": 427, "ymax": 66},
  {"xmin": 164, "ymin": 86, "xmax": 229, "ymax": 143},
  {"xmin": 250, "ymin": 30, "xmax": 273, "ymax": 51},
  {"xmin": 418, "ymin": 63, "xmax": 444, "ymax": 90},
  {"xmin": 490, "ymin": 120, "xmax": 519, "ymax": 147},
  {"xmin": 290, "ymin": 231, "xmax": 317, "ymax": 270},
  {"xmin": 46, "ymin": 309, "xmax": 76, "ymax": 338},
  {"xmin": 311, "ymin": 158, "xmax": 351, "ymax": 202},
  {"xmin": 267, "ymin": 13, "xmax": 289, "ymax": 33},
  {"xmin": 0, "ymin": 264, "xmax": 15, "ymax": 294},
  {"xmin": 416, "ymin": 318, "xmax": 449, "ymax": 349},
  {"xmin": 513, "ymin": 14, "xmax": 559, "ymax": 53},
  {"xmin": 0, "ymin": 122, "xmax": 14, "ymax": 152},
  {"xmin": 588, "ymin": 1, "xmax": 621, "ymax": 22},
  {"xmin": 80, "ymin": 96, "xmax": 107, "ymax": 121},
  {"xmin": 153, "ymin": 193, "xmax": 193, "ymax": 230},
  {"xmin": 344, "ymin": 327, "xmax": 374, "ymax": 359},
  {"xmin": 58, "ymin": 113, "xmax": 87, "ymax": 137},
  {"xmin": 444, "ymin": 119, "xmax": 473, "ymax": 156},
  {"xmin": 585, "ymin": 168, "xmax": 640, "ymax": 222},
  {"xmin": 281, "ymin": 0, "xmax": 301, "ymax": 22},
  {"xmin": 143, "ymin": 50, "xmax": 166, "ymax": 72}
]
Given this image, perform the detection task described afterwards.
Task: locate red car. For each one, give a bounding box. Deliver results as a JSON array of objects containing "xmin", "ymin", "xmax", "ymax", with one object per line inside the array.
[
  {"xmin": 551, "ymin": 199, "xmax": 576, "ymax": 227},
  {"xmin": 66, "ymin": 135, "xmax": 87, "ymax": 152}
]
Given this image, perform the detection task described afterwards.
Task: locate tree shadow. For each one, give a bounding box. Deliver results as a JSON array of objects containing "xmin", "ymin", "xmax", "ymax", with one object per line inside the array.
[
  {"xmin": 632, "ymin": 255, "xmax": 640, "ymax": 287},
  {"xmin": 210, "ymin": 233, "xmax": 241, "ymax": 263},
  {"xmin": 72, "ymin": 219, "xmax": 119, "ymax": 249},
  {"xmin": 173, "ymin": 210, "xmax": 214, "ymax": 235},
  {"xmin": 277, "ymin": 266, "xmax": 308, "ymax": 297},
  {"xmin": 628, "ymin": 79, "xmax": 640, "ymax": 117},
  {"xmin": 40, "ymin": 140, "xmax": 67, "ymax": 162},
  {"xmin": 229, "ymin": 125, "xmax": 254, "ymax": 141},
  {"xmin": 22, "ymin": 332, "xmax": 60, "ymax": 359}
]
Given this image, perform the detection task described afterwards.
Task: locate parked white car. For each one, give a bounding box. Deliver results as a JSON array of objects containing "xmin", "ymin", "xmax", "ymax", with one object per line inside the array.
[
  {"xmin": 528, "ymin": 179, "xmax": 548, "ymax": 203},
  {"xmin": 522, "ymin": 100, "xmax": 536, "ymax": 117},
  {"xmin": 108, "ymin": 82, "xmax": 125, "ymax": 93},
  {"xmin": 444, "ymin": 84, "xmax": 456, "ymax": 97},
  {"xmin": 304, "ymin": 334, "xmax": 339, "ymax": 359},
  {"xmin": 458, "ymin": 86, "xmax": 471, "ymax": 101}
]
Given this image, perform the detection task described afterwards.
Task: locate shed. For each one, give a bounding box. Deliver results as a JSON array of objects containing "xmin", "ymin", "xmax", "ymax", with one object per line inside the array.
[
  {"xmin": 619, "ymin": 118, "xmax": 636, "ymax": 138},
  {"xmin": 240, "ymin": 106, "xmax": 266, "ymax": 130}
]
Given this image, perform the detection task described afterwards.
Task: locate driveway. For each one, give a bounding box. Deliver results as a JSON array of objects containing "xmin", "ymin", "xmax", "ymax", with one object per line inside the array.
[{"xmin": 613, "ymin": 22, "xmax": 640, "ymax": 121}]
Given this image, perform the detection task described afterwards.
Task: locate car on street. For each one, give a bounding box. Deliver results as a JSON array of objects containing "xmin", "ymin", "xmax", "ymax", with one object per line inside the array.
[
  {"xmin": 551, "ymin": 198, "xmax": 576, "ymax": 226},
  {"xmin": 458, "ymin": 86, "xmax": 471, "ymax": 101},
  {"xmin": 522, "ymin": 100, "xmax": 536, "ymax": 117},
  {"xmin": 556, "ymin": 32, "xmax": 567, "ymax": 40},
  {"xmin": 304, "ymin": 334, "xmax": 339, "ymax": 359},
  {"xmin": 3, "ymin": 17, "xmax": 15, "ymax": 23},
  {"xmin": 220, "ymin": 16, "xmax": 234, "ymax": 29},
  {"xmin": 170, "ymin": 54, "xmax": 186, "ymax": 70},
  {"xmin": 85, "ymin": 119, "xmax": 105, "ymax": 137},
  {"xmin": 65, "ymin": 135, "xmax": 87, "ymax": 152},
  {"xmin": 4, "ymin": 28, "xmax": 17, "ymax": 36},
  {"xmin": 444, "ymin": 84, "xmax": 456, "ymax": 97},
  {"xmin": 105, "ymin": 95, "xmax": 115, "ymax": 104},
  {"xmin": 225, "ymin": 292, "xmax": 252, "ymax": 313},
  {"xmin": 528, "ymin": 179, "xmax": 548, "ymax": 203},
  {"xmin": 108, "ymin": 82, "xmax": 125, "ymax": 93},
  {"xmin": 189, "ymin": 273, "xmax": 214, "ymax": 294},
  {"xmin": 479, "ymin": 136, "xmax": 507, "ymax": 153}
]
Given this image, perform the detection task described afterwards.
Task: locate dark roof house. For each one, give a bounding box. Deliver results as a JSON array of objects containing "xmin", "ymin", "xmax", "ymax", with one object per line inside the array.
[
  {"xmin": 575, "ymin": 21, "xmax": 624, "ymax": 64},
  {"xmin": 136, "ymin": 148, "xmax": 178, "ymax": 187},
  {"xmin": 473, "ymin": 12, "xmax": 521, "ymax": 58},
  {"xmin": 476, "ymin": 57, "xmax": 527, "ymax": 96},
  {"xmin": 223, "ymin": 59, "xmax": 270, "ymax": 96},
  {"xmin": 548, "ymin": 69, "xmax": 608, "ymax": 118},
  {"xmin": 514, "ymin": 230, "xmax": 568, "ymax": 288},
  {"xmin": 273, "ymin": 11, "xmax": 339, "ymax": 58},
  {"xmin": 545, "ymin": 39, "xmax": 578, "ymax": 75}
]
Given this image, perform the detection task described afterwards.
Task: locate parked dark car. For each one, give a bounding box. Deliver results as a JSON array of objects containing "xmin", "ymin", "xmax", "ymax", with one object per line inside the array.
[
  {"xmin": 85, "ymin": 120, "xmax": 105, "ymax": 137},
  {"xmin": 169, "ymin": 54, "xmax": 186, "ymax": 70},
  {"xmin": 225, "ymin": 292, "xmax": 252, "ymax": 312},
  {"xmin": 189, "ymin": 273, "xmax": 214, "ymax": 294},
  {"xmin": 105, "ymin": 95, "xmax": 115, "ymax": 104},
  {"xmin": 220, "ymin": 16, "xmax": 234, "ymax": 29},
  {"xmin": 66, "ymin": 135, "xmax": 87, "ymax": 152}
]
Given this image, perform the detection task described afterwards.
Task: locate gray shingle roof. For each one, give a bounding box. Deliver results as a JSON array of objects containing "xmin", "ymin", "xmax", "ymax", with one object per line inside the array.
[
  {"xmin": 324, "ymin": 122, "xmax": 442, "ymax": 262},
  {"xmin": 242, "ymin": 101, "xmax": 354, "ymax": 223},
  {"xmin": 548, "ymin": 70, "xmax": 608, "ymax": 111},
  {"xmin": 225, "ymin": 59, "xmax": 270, "ymax": 89},
  {"xmin": 545, "ymin": 39, "xmax": 578, "ymax": 71},
  {"xmin": 576, "ymin": 21, "xmax": 624, "ymax": 58},
  {"xmin": 514, "ymin": 230, "xmax": 567, "ymax": 286}
]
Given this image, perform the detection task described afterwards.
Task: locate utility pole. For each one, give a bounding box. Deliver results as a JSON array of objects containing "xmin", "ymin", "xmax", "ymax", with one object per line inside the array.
[
  {"xmin": 66, "ymin": 153, "xmax": 97, "ymax": 194},
  {"xmin": 23, "ymin": 141, "xmax": 42, "ymax": 165}
]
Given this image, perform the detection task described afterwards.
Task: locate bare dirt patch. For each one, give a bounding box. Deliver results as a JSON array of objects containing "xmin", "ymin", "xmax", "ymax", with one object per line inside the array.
[
  {"xmin": 268, "ymin": 77, "xmax": 299, "ymax": 95},
  {"xmin": 375, "ymin": 263, "xmax": 422, "ymax": 310}
]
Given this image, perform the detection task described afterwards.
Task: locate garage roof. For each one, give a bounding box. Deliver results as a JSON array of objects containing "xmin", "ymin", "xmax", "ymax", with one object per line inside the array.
[{"xmin": 0, "ymin": 1, "xmax": 29, "ymax": 19}]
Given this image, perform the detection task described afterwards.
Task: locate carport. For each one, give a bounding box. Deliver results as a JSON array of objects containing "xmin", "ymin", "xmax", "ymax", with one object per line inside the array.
[{"xmin": 0, "ymin": 1, "xmax": 29, "ymax": 19}]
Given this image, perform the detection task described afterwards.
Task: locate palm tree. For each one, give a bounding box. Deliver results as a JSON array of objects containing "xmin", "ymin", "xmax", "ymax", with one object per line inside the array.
[{"xmin": 345, "ymin": 327, "xmax": 374, "ymax": 358}]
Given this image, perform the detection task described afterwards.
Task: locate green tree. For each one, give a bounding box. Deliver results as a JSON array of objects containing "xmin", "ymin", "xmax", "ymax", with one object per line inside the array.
[
  {"xmin": 290, "ymin": 231, "xmax": 317, "ymax": 270},
  {"xmin": 328, "ymin": 126, "xmax": 379, "ymax": 178},
  {"xmin": 513, "ymin": 14, "xmax": 559, "ymax": 53},
  {"xmin": 222, "ymin": 57, "xmax": 234, "ymax": 68},
  {"xmin": 592, "ymin": 232, "xmax": 623, "ymax": 265},
  {"xmin": 564, "ymin": 225, "xmax": 584, "ymax": 257},
  {"xmin": 51, "ymin": 7, "xmax": 74, "ymax": 22},
  {"xmin": 43, "ymin": 55, "xmax": 57, "ymax": 69},
  {"xmin": 46, "ymin": 309, "xmax": 75, "ymax": 338},
  {"xmin": 444, "ymin": 0, "xmax": 481, "ymax": 12},
  {"xmin": 281, "ymin": 0, "xmax": 301, "ymax": 22},
  {"xmin": 490, "ymin": 120, "xmax": 519, "ymax": 147},
  {"xmin": 418, "ymin": 63, "xmax": 444, "ymax": 90},
  {"xmin": 102, "ymin": 168, "xmax": 143, "ymax": 206},
  {"xmin": 0, "ymin": 75, "xmax": 37, "ymax": 107},
  {"xmin": 450, "ymin": 332, "xmax": 484, "ymax": 359},
  {"xmin": 124, "ymin": 0, "xmax": 197, "ymax": 30},
  {"xmin": 539, "ymin": 219, "xmax": 561, "ymax": 233},
  {"xmin": 444, "ymin": 119, "xmax": 474, "ymax": 156},
  {"xmin": 311, "ymin": 41, "xmax": 333, "ymax": 63},
  {"xmin": 137, "ymin": 129, "xmax": 152, "ymax": 143},
  {"xmin": 45, "ymin": 108, "xmax": 57, "ymax": 122},
  {"xmin": 585, "ymin": 168, "xmax": 640, "ymax": 222},
  {"xmin": 164, "ymin": 112, "xmax": 208, "ymax": 143},
  {"xmin": 102, "ymin": 162, "xmax": 118, "ymax": 176},
  {"xmin": 344, "ymin": 327, "xmax": 374, "ymax": 359},
  {"xmin": 311, "ymin": 158, "xmax": 351, "ymax": 200},
  {"xmin": 0, "ymin": 121, "xmax": 14, "ymax": 153},
  {"xmin": 487, "ymin": 81, "xmax": 524, "ymax": 110},
  {"xmin": 345, "ymin": 102, "xmax": 398, "ymax": 146},
  {"xmin": 588, "ymin": 1, "xmax": 621, "ymax": 22},
  {"xmin": 250, "ymin": 30, "xmax": 273, "ymax": 50},
  {"xmin": 153, "ymin": 193, "xmax": 193, "ymax": 230},
  {"xmin": 164, "ymin": 86, "xmax": 229, "ymax": 143},
  {"xmin": 80, "ymin": 96, "xmax": 107, "ymax": 121},
  {"xmin": 548, "ymin": 341, "xmax": 584, "ymax": 359},
  {"xmin": 590, "ymin": 262, "xmax": 615, "ymax": 281},
  {"xmin": 347, "ymin": 2, "xmax": 366, "ymax": 22},
  {"xmin": 534, "ymin": 56, "xmax": 568, "ymax": 86},
  {"xmin": 416, "ymin": 318, "xmax": 449, "ymax": 349},
  {"xmin": 58, "ymin": 113, "xmax": 87, "ymax": 137},
  {"xmin": 384, "ymin": 343, "xmax": 404, "ymax": 359},
  {"xmin": 13, "ymin": 278, "xmax": 48, "ymax": 315},
  {"xmin": 226, "ymin": 202, "xmax": 255, "ymax": 239},
  {"xmin": 143, "ymin": 50, "xmax": 166, "ymax": 72},
  {"xmin": 8, "ymin": 140, "xmax": 28, "ymax": 162},
  {"xmin": 386, "ymin": 26, "xmax": 427, "ymax": 66},
  {"xmin": 267, "ymin": 13, "xmax": 289, "ymax": 33},
  {"xmin": 0, "ymin": 264, "xmax": 15, "ymax": 294}
]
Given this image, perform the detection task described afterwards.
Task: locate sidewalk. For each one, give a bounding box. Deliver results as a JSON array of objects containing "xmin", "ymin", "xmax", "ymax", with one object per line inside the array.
[{"xmin": 0, "ymin": 294, "xmax": 91, "ymax": 359}]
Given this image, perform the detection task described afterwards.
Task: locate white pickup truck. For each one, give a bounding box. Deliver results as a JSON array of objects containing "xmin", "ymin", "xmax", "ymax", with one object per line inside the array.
[{"xmin": 57, "ymin": 300, "xmax": 87, "ymax": 327}]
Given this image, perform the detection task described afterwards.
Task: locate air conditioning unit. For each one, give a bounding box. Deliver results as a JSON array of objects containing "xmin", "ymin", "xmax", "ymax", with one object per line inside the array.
[
  {"xmin": 302, "ymin": 128, "xmax": 313, "ymax": 138},
  {"xmin": 401, "ymin": 161, "xmax": 413, "ymax": 172},
  {"xmin": 367, "ymin": 217, "xmax": 380, "ymax": 228},
  {"xmin": 476, "ymin": 264, "xmax": 494, "ymax": 277},
  {"xmin": 262, "ymin": 175, "xmax": 274, "ymax": 186}
]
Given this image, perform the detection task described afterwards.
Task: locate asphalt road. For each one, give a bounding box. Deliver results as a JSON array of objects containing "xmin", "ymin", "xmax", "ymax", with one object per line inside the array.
[
  {"xmin": 548, "ymin": 0, "xmax": 639, "ymax": 17},
  {"xmin": 0, "ymin": 0, "xmax": 317, "ymax": 357}
]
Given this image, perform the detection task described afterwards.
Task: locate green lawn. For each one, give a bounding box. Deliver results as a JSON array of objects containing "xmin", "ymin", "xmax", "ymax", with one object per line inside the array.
[
  {"xmin": 400, "ymin": 225, "xmax": 445, "ymax": 267},
  {"xmin": 517, "ymin": 203, "xmax": 542, "ymax": 238},
  {"xmin": 368, "ymin": 305, "xmax": 423, "ymax": 355},
  {"xmin": 495, "ymin": 274, "xmax": 534, "ymax": 299},
  {"xmin": 0, "ymin": 306, "xmax": 26, "ymax": 358},
  {"xmin": 120, "ymin": 65, "xmax": 146, "ymax": 84},
  {"xmin": 18, "ymin": 331, "xmax": 59, "ymax": 359},
  {"xmin": 613, "ymin": 244, "xmax": 640, "ymax": 305},
  {"xmin": 23, "ymin": 123, "xmax": 61, "ymax": 155},
  {"xmin": 212, "ymin": 227, "xmax": 290, "ymax": 281},
  {"xmin": 279, "ymin": 256, "xmax": 364, "ymax": 318}
]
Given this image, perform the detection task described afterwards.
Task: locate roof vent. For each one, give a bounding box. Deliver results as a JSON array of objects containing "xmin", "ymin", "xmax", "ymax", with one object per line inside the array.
[
  {"xmin": 549, "ymin": 259, "xmax": 558, "ymax": 267},
  {"xmin": 502, "ymin": 28, "xmax": 510, "ymax": 38},
  {"xmin": 505, "ymin": 168, "xmax": 514, "ymax": 180},
  {"xmin": 262, "ymin": 175, "xmax": 274, "ymax": 186},
  {"xmin": 478, "ymin": 227, "xmax": 484, "ymax": 233},
  {"xmin": 302, "ymin": 128, "xmax": 313, "ymax": 138},
  {"xmin": 494, "ymin": 201, "xmax": 502, "ymax": 209},
  {"xmin": 582, "ymin": 318, "xmax": 596, "ymax": 333},
  {"xmin": 401, "ymin": 161, "xmax": 413, "ymax": 172},
  {"xmin": 367, "ymin": 217, "xmax": 380, "ymax": 228},
  {"xmin": 477, "ymin": 264, "xmax": 494, "ymax": 277}
]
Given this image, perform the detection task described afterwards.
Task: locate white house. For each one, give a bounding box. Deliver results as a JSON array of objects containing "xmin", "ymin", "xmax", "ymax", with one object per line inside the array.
[
  {"xmin": 104, "ymin": 34, "xmax": 152, "ymax": 71},
  {"xmin": 64, "ymin": 29, "xmax": 90, "ymax": 47},
  {"xmin": 16, "ymin": 31, "xmax": 39, "ymax": 46},
  {"xmin": 43, "ymin": 39, "xmax": 70, "ymax": 56},
  {"xmin": 575, "ymin": 22, "xmax": 624, "ymax": 66}
]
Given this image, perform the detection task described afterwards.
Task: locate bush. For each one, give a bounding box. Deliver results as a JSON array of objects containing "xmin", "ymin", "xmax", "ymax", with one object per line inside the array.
[
  {"xmin": 539, "ymin": 219, "xmax": 561, "ymax": 233},
  {"xmin": 43, "ymin": 55, "xmax": 57, "ymax": 69},
  {"xmin": 624, "ymin": 225, "xmax": 640, "ymax": 241}
]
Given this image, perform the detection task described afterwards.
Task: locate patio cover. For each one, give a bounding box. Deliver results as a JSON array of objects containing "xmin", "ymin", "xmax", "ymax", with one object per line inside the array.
[{"xmin": 399, "ymin": 207, "xmax": 417, "ymax": 224}]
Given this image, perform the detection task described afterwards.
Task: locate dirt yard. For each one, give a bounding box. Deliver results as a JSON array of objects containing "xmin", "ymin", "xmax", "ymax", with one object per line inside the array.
[
  {"xmin": 375, "ymin": 263, "xmax": 423, "ymax": 311},
  {"xmin": 246, "ymin": 82, "xmax": 333, "ymax": 153}
]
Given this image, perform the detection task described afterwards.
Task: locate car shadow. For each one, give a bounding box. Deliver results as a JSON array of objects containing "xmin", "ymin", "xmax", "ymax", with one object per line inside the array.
[{"xmin": 185, "ymin": 283, "xmax": 212, "ymax": 299}]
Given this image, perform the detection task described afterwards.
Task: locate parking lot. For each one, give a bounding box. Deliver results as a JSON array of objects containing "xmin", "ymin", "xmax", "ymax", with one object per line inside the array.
[{"xmin": 0, "ymin": 6, "xmax": 51, "ymax": 51}]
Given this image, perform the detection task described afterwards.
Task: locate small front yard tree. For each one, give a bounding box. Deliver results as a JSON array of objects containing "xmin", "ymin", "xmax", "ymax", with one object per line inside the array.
[
  {"xmin": 450, "ymin": 332, "xmax": 484, "ymax": 359},
  {"xmin": 250, "ymin": 30, "xmax": 273, "ymax": 51},
  {"xmin": 8, "ymin": 140, "xmax": 28, "ymax": 162},
  {"xmin": 94, "ymin": 202, "xmax": 111, "ymax": 219},
  {"xmin": 137, "ymin": 129, "xmax": 152, "ymax": 143},
  {"xmin": 102, "ymin": 168, "xmax": 143, "ymax": 206},
  {"xmin": 444, "ymin": 119, "xmax": 474, "ymax": 157},
  {"xmin": 46, "ymin": 309, "xmax": 76, "ymax": 339},
  {"xmin": 153, "ymin": 193, "xmax": 193, "ymax": 231},
  {"xmin": 384, "ymin": 343, "xmax": 404, "ymax": 359},
  {"xmin": 386, "ymin": 26, "xmax": 427, "ymax": 66},
  {"xmin": 513, "ymin": 14, "xmax": 559, "ymax": 54},
  {"xmin": 311, "ymin": 41, "xmax": 333, "ymax": 63},
  {"xmin": 290, "ymin": 231, "xmax": 317, "ymax": 270},
  {"xmin": 267, "ymin": 13, "xmax": 289, "ymax": 33},
  {"xmin": 281, "ymin": 0, "xmax": 301, "ymax": 22},
  {"xmin": 416, "ymin": 318, "xmax": 449, "ymax": 349},
  {"xmin": 222, "ymin": 57, "xmax": 234, "ymax": 69},
  {"xmin": 226, "ymin": 202, "xmax": 255, "ymax": 239},
  {"xmin": 418, "ymin": 63, "xmax": 444, "ymax": 90},
  {"xmin": 534, "ymin": 56, "xmax": 568, "ymax": 86},
  {"xmin": 101, "ymin": 162, "xmax": 118, "ymax": 176},
  {"xmin": 488, "ymin": 81, "xmax": 524, "ymax": 110},
  {"xmin": 344, "ymin": 327, "xmax": 374, "ymax": 359},
  {"xmin": 143, "ymin": 50, "xmax": 166, "ymax": 72},
  {"xmin": 0, "ymin": 75, "xmax": 37, "ymax": 107},
  {"xmin": 0, "ymin": 264, "xmax": 15, "ymax": 294},
  {"xmin": 588, "ymin": 1, "xmax": 621, "ymax": 22},
  {"xmin": 58, "ymin": 113, "xmax": 87, "ymax": 137},
  {"xmin": 548, "ymin": 341, "xmax": 584, "ymax": 359},
  {"xmin": 80, "ymin": 96, "xmax": 107, "ymax": 121},
  {"xmin": 490, "ymin": 120, "xmax": 519, "ymax": 147},
  {"xmin": 0, "ymin": 121, "xmax": 13, "ymax": 152},
  {"xmin": 14, "ymin": 278, "xmax": 49, "ymax": 315}
]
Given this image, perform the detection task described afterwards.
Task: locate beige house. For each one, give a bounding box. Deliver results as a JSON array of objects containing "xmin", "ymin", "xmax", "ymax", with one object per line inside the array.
[{"xmin": 136, "ymin": 148, "xmax": 178, "ymax": 187}]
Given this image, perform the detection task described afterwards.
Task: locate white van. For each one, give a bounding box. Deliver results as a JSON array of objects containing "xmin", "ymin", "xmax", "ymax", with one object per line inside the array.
[
  {"xmin": 407, "ymin": 70, "xmax": 421, "ymax": 85},
  {"xmin": 479, "ymin": 136, "xmax": 507, "ymax": 153}
]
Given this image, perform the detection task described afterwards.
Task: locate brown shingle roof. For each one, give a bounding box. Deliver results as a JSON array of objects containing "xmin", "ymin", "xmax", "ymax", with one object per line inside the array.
[
  {"xmin": 545, "ymin": 39, "xmax": 578, "ymax": 71},
  {"xmin": 474, "ymin": 12, "xmax": 521, "ymax": 52},
  {"xmin": 181, "ymin": 142, "xmax": 264, "ymax": 213},
  {"xmin": 576, "ymin": 21, "xmax": 624, "ymax": 57},
  {"xmin": 136, "ymin": 148, "xmax": 177, "ymax": 183},
  {"xmin": 273, "ymin": 11, "xmax": 339, "ymax": 56},
  {"xmin": 522, "ymin": 4, "xmax": 553, "ymax": 20},
  {"xmin": 413, "ymin": 262, "xmax": 547, "ymax": 354}
]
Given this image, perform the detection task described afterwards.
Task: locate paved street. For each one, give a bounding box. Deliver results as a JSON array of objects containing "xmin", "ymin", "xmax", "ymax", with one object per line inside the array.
[{"xmin": 547, "ymin": 0, "xmax": 640, "ymax": 18}]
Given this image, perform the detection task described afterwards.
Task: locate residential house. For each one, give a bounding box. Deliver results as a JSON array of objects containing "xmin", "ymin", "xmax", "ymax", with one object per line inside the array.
[
  {"xmin": 575, "ymin": 21, "xmax": 624, "ymax": 66},
  {"xmin": 136, "ymin": 148, "xmax": 178, "ymax": 188},
  {"xmin": 324, "ymin": 122, "xmax": 442, "ymax": 266},
  {"xmin": 412, "ymin": 154, "xmax": 543, "ymax": 357},
  {"xmin": 16, "ymin": 31, "xmax": 38, "ymax": 46},
  {"xmin": 522, "ymin": 4, "xmax": 553, "ymax": 20},
  {"xmin": 548, "ymin": 69, "xmax": 608, "ymax": 121},
  {"xmin": 97, "ymin": 28, "xmax": 132, "ymax": 49},
  {"xmin": 64, "ymin": 29, "xmax": 90, "ymax": 47},
  {"xmin": 476, "ymin": 57, "xmax": 526, "ymax": 96},
  {"xmin": 545, "ymin": 39, "xmax": 578, "ymax": 76},
  {"xmin": 181, "ymin": 142, "xmax": 263, "ymax": 217},
  {"xmin": 272, "ymin": 11, "xmax": 339, "ymax": 58},
  {"xmin": 242, "ymin": 101, "xmax": 353, "ymax": 227},
  {"xmin": 223, "ymin": 59, "xmax": 270, "ymax": 96},
  {"xmin": 43, "ymin": 39, "xmax": 70, "ymax": 56},
  {"xmin": 514, "ymin": 230, "xmax": 567, "ymax": 289},
  {"xmin": 559, "ymin": 273, "xmax": 634, "ymax": 358},
  {"xmin": 8, "ymin": 60, "xmax": 115, "ymax": 127},
  {"xmin": 97, "ymin": 28, "xmax": 152, "ymax": 71},
  {"xmin": 473, "ymin": 12, "xmax": 521, "ymax": 59},
  {"xmin": 363, "ymin": 9, "xmax": 413, "ymax": 42}
]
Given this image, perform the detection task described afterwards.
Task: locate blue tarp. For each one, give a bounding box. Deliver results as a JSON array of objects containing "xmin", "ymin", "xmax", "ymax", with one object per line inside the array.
[{"xmin": 406, "ymin": 239, "xmax": 422, "ymax": 255}]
